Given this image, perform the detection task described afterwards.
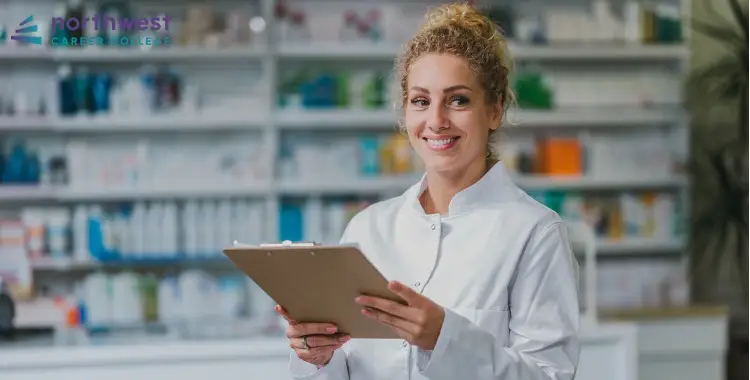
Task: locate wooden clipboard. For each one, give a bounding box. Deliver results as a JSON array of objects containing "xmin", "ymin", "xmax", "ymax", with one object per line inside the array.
[{"xmin": 223, "ymin": 241, "xmax": 405, "ymax": 339}]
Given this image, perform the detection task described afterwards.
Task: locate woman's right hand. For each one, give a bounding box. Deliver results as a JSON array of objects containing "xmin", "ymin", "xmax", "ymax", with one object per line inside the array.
[{"xmin": 275, "ymin": 305, "xmax": 351, "ymax": 368}]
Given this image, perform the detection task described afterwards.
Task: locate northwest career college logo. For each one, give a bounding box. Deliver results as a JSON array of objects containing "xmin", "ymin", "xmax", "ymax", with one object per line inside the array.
[{"xmin": 10, "ymin": 15, "xmax": 42, "ymax": 45}]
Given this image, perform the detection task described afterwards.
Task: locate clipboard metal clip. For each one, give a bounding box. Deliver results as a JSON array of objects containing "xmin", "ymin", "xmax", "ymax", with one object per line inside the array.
[{"xmin": 259, "ymin": 240, "xmax": 320, "ymax": 247}]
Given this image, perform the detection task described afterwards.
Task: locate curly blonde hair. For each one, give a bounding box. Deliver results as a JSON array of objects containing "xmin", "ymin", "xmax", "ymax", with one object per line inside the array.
[{"xmin": 394, "ymin": 2, "xmax": 515, "ymax": 160}]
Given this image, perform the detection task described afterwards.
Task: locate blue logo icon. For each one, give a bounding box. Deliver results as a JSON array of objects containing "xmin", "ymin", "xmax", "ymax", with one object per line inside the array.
[{"xmin": 10, "ymin": 15, "xmax": 42, "ymax": 45}]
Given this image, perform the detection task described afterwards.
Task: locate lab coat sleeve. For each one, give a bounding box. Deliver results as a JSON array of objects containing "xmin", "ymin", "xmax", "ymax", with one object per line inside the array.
[
  {"xmin": 287, "ymin": 216, "xmax": 364, "ymax": 380},
  {"xmin": 288, "ymin": 349, "xmax": 349, "ymax": 380},
  {"xmin": 416, "ymin": 221, "xmax": 580, "ymax": 380}
]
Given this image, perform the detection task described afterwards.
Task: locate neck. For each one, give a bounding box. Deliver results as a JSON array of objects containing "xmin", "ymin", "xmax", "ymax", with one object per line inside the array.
[{"xmin": 420, "ymin": 158, "xmax": 494, "ymax": 215}]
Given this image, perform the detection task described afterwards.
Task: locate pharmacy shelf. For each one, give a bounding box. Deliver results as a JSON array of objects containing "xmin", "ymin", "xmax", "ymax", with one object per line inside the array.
[
  {"xmin": 276, "ymin": 109, "xmax": 397, "ymax": 129},
  {"xmin": 53, "ymin": 46, "xmax": 267, "ymax": 62},
  {"xmin": 0, "ymin": 47, "xmax": 52, "ymax": 60},
  {"xmin": 1, "ymin": 44, "xmax": 688, "ymax": 63},
  {"xmin": 30, "ymin": 256, "xmax": 232, "ymax": 271},
  {"xmin": 28, "ymin": 238, "xmax": 685, "ymax": 272},
  {"xmin": 515, "ymin": 175, "xmax": 687, "ymax": 190},
  {"xmin": 278, "ymin": 174, "xmax": 421, "ymax": 195},
  {"xmin": 0, "ymin": 175, "xmax": 685, "ymax": 202},
  {"xmin": 274, "ymin": 106, "xmax": 679, "ymax": 130},
  {"xmin": 508, "ymin": 106, "xmax": 680, "ymax": 127},
  {"xmin": 509, "ymin": 43, "xmax": 689, "ymax": 61},
  {"xmin": 0, "ymin": 185, "xmax": 59, "ymax": 201},
  {"xmin": 0, "ymin": 117, "xmax": 54, "ymax": 132},
  {"xmin": 596, "ymin": 238, "xmax": 685, "ymax": 255},
  {"xmin": 0, "ymin": 113, "xmax": 269, "ymax": 133},
  {"xmin": 53, "ymin": 112, "xmax": 269, "ymax": 132},
  {"xmin": 275, "ymin": 42, "xmax": 689, "ymax": 61},
  {"xmin": 57, "ymin": 183, "xmax": 271, "ymax": 201},
  {"xmin": 277, "ymin": 42, "xmax": 403, "ymax": 59},
  {"xmin": 0, "ymin": 46, "xmax": 267, "ymax": 62}
]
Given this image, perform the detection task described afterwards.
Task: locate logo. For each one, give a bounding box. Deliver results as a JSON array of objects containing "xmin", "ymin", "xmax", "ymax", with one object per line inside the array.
[
  {"xmin": 10, "ymin": 15, "xmax": 42, "ymax": 45},
  {"xmin": 9, "ymin": 14, "xmax": 172, "ymax": 47}
]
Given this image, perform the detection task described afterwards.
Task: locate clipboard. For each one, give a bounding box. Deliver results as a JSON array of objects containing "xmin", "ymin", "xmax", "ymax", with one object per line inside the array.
[{"xmin": 223, "ymin": 241, "xmax": 406, "ymax": 339}]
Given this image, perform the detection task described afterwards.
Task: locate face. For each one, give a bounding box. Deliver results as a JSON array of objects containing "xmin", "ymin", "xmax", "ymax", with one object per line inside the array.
[{"xmin": 403, "ymin": 53, "xmax": 502, "ymax": 176}]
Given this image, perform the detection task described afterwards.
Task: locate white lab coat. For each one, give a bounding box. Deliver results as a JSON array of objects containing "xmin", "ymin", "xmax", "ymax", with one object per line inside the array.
[{"xmin": 289, "ymin": 162, "xmax": 580, "ymax": 380}]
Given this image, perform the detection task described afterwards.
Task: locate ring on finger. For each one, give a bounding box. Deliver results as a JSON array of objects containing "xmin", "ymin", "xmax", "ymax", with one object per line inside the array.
[{"xmin": 302, "ymin": 335, "xmax": 310, "ymax": 350}]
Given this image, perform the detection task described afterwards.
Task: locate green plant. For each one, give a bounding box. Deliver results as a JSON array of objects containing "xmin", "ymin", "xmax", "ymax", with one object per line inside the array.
[{"xmin": 686, "ymin": 0, "xmax": 748, "ymax": 303}]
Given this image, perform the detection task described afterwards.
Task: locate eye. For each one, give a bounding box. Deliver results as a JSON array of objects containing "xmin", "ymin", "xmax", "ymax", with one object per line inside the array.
[
  {"xmin": 448, "ymin": 95, "xmax": 470, "ymax": 107},
  {"xmin": 410, "ymin": 97, "xmax": 429, "ymax": 108}
]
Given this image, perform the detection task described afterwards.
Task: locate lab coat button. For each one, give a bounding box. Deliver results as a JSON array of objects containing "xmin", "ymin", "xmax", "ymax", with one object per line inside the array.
[
  {"xmin": 430, "ymin": 224, "xmax": 436, "ymax": 230},
  {"xmin": 402, "ymin": 341, "xmax": 408, "ymax": 348},
  {"xmin": 414, "ymin": 281, "xmax": 421, "ymax": 287}
]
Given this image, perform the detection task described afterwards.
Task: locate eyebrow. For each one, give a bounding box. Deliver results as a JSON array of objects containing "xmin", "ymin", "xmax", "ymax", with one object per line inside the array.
[{"xmin": 410, "ymin": 85, "xmax": 472, "ymax": 93}]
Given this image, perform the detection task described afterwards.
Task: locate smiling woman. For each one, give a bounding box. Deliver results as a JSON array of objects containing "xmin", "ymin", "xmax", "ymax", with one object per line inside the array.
[{"xmin": 278, "ymin": 3, "xmax": 580, "ymax": 380}]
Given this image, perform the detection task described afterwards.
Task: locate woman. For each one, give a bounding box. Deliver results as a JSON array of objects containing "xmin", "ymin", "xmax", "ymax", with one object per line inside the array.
[{"xmin": 276, "ymin": 3, "xmax": 580, "ymax": 380}]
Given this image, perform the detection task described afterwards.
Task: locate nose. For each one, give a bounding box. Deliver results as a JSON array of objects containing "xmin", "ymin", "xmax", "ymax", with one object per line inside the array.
[{"xmin": 426, "ymin": 104, "xmax": 448, "ymax": 132}]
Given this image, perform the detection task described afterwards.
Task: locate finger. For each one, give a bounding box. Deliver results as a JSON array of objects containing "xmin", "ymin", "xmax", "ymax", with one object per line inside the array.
[
  {"xmin": 387, "ymin": 281, "xmax": 424, "ymax": 306},
  {"xmin": 294, "ymin": 344, "xmax": 341, "ymax": 360},
  {"xmin": 290, "ymin": 334, "xmax": 350, "ymax": 350},
  {"xmin": 287, "ymin": 322, "xmax": 339, "ymax": 338},
  {"xmin": 361, "ymin": 306, "xmax": 420, "ymax": 336},
  {"xmin": 355, "ymin": 295, "xmax": 414, "ymax": 320},
  {"xmin": 275, "ymin": 305, "xmax": 297, "ymax": 325}
]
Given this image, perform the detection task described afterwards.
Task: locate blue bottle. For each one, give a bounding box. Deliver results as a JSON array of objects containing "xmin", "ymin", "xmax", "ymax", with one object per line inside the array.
[
  {"xmin": 92, "ymin": 73, "xmax": 113, "ymax": 114},
  {"xmin": 24, "ymin": 150, "xmax": 41, "ymax": 184},
  {"xmin": 58, "ymin": 65, "xmax": 77, "ymax": 116},
  {"xmin": 3, "ymin": 142, "xmax": 27, "ymax": 184},
  {"xmin": 73, "ymin": 67, "xmax": 93, "ymax": 114},
  {"xmin": 139, "ymin": 65, "xmax": 158, "ymax": 111},
  {"xmin": 360, "ymin": 137, "xmax": 380, "ymax": 176}
]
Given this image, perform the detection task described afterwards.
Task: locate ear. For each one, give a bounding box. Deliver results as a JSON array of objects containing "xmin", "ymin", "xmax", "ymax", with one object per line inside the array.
[{"xmin": 489, "ymin": 97, "xmax": 503, "ymax": 131}]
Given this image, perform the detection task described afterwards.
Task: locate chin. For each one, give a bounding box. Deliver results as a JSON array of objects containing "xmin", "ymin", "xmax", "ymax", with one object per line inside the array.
[{"xmin": 422, "ymin": 155, "xmax": 466, "ymax": 175}]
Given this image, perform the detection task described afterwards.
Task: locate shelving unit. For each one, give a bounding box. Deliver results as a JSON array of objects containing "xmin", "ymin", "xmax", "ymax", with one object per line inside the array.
[{"xmin": 0, "ymin": 0, "xmax": 691, "ymax": 328}]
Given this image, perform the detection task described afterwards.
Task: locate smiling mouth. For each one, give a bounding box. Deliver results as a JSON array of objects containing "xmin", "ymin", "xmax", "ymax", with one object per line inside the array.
[{"xmin": 423, "ymin": 137, "xmax": 460, "ymax": 151}]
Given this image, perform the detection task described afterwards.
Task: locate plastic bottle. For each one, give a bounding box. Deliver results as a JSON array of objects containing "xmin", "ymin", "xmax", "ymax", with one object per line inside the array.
[
  {"xmin": 72, "ymin": 205, "xmax": 90, "ymax": 262},
  {"xmin": 57, "ymin": 65, "xmax": 77, "ymax": 116},
  {"xmin": 339, "ymin": 10, "xmax": 359, "ymax": 42},
  {"xmin": 47, "ymin": 208, "xmax": 71, "ymax": 259}
]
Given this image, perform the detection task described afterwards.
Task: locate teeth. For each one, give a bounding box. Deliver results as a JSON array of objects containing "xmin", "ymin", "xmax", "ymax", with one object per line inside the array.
[{"xmin": 427, "ymin": 138, "xmax": 455, "ymax": 147}]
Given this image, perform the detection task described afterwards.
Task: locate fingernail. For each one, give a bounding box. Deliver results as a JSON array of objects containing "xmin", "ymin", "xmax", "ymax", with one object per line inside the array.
[
  {"xmin": 339, "ymin": 336, "xmax": 350, "ymax": 342},
  {"xmin": 326, "ymin": 327, "xmax": 337, "ymax": 333}
]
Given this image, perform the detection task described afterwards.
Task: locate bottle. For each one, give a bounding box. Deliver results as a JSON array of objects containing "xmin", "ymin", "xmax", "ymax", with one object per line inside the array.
[
  {"xmin": 3, "ymin": 141, "xmax": 27, "ymax": 184},
  {"xmin": 0, "ymin": 278, "xmax": 16, "ymax": 340},
  {"xmin": 274, "ymin": 1, "xmax": 290, "ymax": 43},
  {"xmin": 289, "ymin": 12, "xmax": 310, "ymax": 43},
  {"xmin": 72, "ymin": 205, "xmax": 90, "ymax": 262},
  {"xmin": 73, "ymin": 66, "xmax": 93, "ymax": 114},
  {"xmin": 0, "ymin": 23, "xmax": 8, "ymax": 46},
  {"xmin": 139, "ymin": 65, "xmax": 158, "ymax": 113},
  {"xmin": 339, "ymin": 11, "xmax": 359, "ymax": 42},
  {"xmin": 365, "ymin": 9, "xmax": 382, "ymax": 42},
  {"xmin": 24, "ymin": 149, "xmax": 41, "ymax": 184},
  {"xmin": 91, "ymin": 72, "xmax": 112, "ymax": 114},
  {"xmin": 57, "ymin": 65, "xmax": 77, "ymax": 116},
  {"xmin": 129, "ymin": 202, "xmax": 146, "ymax": 257}
]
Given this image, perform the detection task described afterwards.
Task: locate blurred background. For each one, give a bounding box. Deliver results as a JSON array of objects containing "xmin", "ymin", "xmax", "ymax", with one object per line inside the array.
[{"xmin": 0, "ymin": 0, "xmax": 745, "ymax": 379}]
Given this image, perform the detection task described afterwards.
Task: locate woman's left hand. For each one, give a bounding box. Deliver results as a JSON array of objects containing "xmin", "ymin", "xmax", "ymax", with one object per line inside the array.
[{"xmin": 355, "ymin": 281, "xmax": 445, "ymax": 350}]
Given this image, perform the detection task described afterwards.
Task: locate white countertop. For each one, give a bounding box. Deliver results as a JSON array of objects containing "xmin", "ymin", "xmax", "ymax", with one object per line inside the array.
[{"xmin": 0, "ymin": 322, "xmax": 636, "ymax": 370}]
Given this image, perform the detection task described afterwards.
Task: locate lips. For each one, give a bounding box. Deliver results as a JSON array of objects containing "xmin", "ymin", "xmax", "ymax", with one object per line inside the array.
[{"xmin": 423, "ymin": 136, "xmax": 460, "ymax": 151}]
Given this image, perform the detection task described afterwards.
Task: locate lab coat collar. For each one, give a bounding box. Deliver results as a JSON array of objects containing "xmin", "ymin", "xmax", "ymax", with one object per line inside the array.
[{"xmin": 409, "ymin": 161, "xmax": 520, "ymax": 217}]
